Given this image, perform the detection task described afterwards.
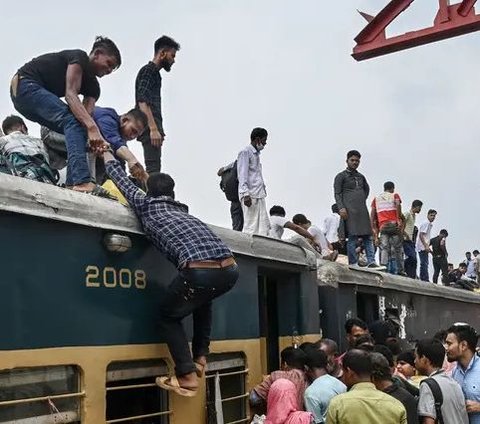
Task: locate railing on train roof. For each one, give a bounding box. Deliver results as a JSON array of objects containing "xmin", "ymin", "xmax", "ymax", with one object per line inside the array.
[{"xmin": 0, "ymin": 173, "xmax": 316, "ymax": 268}]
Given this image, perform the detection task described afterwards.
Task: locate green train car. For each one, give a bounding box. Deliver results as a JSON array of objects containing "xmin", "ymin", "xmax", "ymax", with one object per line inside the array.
[{"xmin": 0, "ymin": 174, "xmax": 320, "ymax": 424}]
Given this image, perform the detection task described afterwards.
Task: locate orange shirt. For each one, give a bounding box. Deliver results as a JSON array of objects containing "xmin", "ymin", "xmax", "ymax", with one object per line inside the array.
[{"xmin": 371, "ymin": 192, "xmax": 401, "ymax": 230}]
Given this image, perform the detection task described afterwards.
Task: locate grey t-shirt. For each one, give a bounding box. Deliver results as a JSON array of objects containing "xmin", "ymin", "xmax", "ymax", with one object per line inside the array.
[{"xmin": 417, "ymin": 371, "xmax": 468, "ymax": 424}]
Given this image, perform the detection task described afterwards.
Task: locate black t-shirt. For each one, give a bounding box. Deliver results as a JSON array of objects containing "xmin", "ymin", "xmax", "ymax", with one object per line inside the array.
[
  {"xmin": 430, "ymin": 235, "xmax": 446, "ymax": 257},
  {"xmin": 384, "ymin": 382, "xmax": 418, "ymax": 424},
  {"xmin": 18, "ymin": 49, "xmax": 100, "ymax": 100}
]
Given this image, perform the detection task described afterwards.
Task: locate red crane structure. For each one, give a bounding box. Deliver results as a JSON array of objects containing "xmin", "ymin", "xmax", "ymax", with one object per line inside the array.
[{"xmin": 352, "ymin": 0, "xmax": 480, "ymax": 61}]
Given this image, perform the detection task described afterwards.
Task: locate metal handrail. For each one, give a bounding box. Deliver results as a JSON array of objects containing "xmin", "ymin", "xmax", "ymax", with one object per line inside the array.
[
  {"xmin": 106, "ymin": 410, "xmax": 172, "ymax": 423},
  {"xmin": 106, "ymin": 383, "xmax": 157, "ymax": 392},
  {"xmin": 205, "ymin": 368, "xmax": 249, "ymax": 379},
  {"xmin": 221, "ymin": 392, "xmax": 249, "ymax": 403},
  {"xmin": 0, "ymin": 391, "xmax": 85, "ymax": 407}
]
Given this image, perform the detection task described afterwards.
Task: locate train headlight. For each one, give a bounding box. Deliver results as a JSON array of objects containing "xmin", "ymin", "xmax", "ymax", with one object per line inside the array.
[{"xmin": 103, "ymin": 233, "xmax": 132, "ymax": 253}]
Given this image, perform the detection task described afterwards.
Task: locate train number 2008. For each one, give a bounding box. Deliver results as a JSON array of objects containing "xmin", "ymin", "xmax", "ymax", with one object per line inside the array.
[{"xmin": 85, "ymin": 266, "xmax": 147, "ymax": 289}]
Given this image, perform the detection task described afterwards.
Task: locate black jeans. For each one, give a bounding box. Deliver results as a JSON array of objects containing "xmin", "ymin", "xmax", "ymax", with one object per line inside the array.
[
  {"xmin": 230, "ymin": 200, "xmax": 244, "ymax": 231},
  {"xmin": 159, "ymin": 264, "xmax": 239, "ymax": 376},
  {"xmin": 141, "ymin": 137, "xmax": 161, "ymax": 174},
  {"xmin": 403, "ymin": 240, "xmax": 417, "ymax": 279},
  {"xmin": 432, "ymin": 255, "xmax": 448, "ymax": 285}
]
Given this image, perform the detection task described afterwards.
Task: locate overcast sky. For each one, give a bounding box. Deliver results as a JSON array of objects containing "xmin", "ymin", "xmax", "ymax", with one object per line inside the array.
[{"xmin": 1, "ymin": 0, "xmax": 479, "ymax": 264}]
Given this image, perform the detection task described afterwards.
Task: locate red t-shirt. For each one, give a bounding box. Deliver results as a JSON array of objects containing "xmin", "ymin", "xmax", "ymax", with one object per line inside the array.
[{"xmin": 371, "ymin": 192, "xmax": 401, "ymax": 230}]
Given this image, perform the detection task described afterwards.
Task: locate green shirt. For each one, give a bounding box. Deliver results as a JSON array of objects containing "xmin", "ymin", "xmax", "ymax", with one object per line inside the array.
[{"xmin": 326, "ymin": 382, "xmax": 407, "ymax": 424}]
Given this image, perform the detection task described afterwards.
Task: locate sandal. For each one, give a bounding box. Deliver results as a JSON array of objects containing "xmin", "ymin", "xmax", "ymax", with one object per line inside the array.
[
  {"xmin": 155, "ymin": 375, "xmax": 198, "ymax": 397},
  {"xmin": 194, "ymin": 362, "xmax": 205, "ymax": 378}
]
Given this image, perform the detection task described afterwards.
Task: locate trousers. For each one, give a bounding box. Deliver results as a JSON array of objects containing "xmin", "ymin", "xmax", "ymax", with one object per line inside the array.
[
  {"xmin": 418, "ymin": 250, "xmax": 430, "ymax": 282},
  {"xmin": 230, "ymin": 200, "xmax": 244, "ymax": 231},
  {"xmin": 403, "ymin": 240, "xmax": 417, "ymax": 279},
  {"xmin": 347, "ymin": 235, "xmax": 376, "ymax": 265},
  {"xmin": 379, "ymin": 232, "xmax": 404, "ymax": 274},
  {"xmin": 432, "ymin": 256, "xmax": 448, "ymax": 285}
]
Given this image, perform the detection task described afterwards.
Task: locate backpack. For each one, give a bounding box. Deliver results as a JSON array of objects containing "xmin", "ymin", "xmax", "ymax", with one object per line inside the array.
[
  {"xmin": 219, "ymin": 161, "xmax": 239, "ymax": 202},
  {"xmin": 420, "ymin": 378, "xmax": 444, "ymax": 424}
]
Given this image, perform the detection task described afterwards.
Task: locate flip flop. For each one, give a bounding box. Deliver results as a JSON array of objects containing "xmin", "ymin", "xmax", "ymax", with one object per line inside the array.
[
  {"xmin": 194, "ymin": 362, "xmax": 205, "ymax": 378},
  {"xmin": 155, "ymin": 375, "xmax": 198, "ymax": 397}
]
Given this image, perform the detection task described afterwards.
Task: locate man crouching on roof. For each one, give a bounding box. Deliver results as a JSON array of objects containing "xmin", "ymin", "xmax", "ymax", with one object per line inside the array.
[{"xmin": 102, "ymin": 150, "xmax": 239, "ymax": 397}]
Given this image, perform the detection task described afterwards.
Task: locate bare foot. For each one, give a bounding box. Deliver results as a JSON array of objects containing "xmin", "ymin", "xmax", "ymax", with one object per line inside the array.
[
  {"xmin": 71, "ymin": 182, "xmax": 96, "ymax": 193},
  {"xmin": 194, "ymin": 355, "xmax": 207, "ymax": 367},
  {"xmin": 177, "ymin": 372, "xmax": 198, "ymax": 390}
]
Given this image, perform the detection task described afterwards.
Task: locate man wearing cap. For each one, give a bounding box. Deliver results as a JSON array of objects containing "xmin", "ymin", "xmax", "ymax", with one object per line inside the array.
[{"xmin": 446, "ymin": 324, "xmax": 480, "ymax": 424}]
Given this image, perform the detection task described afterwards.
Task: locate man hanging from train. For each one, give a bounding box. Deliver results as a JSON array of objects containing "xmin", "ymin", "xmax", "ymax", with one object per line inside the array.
[
  {"xmin": 10, "ymin": 36, "xmax": 121, "ymax": 196},
  {"xmin": 102, "ymin": 149, "xmax": 239, "ymax": 397}
]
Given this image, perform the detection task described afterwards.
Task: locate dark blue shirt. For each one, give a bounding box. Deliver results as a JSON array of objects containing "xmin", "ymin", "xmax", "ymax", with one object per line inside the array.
[
  {"xmin": 105, "ymin": 160, "xmax": 232, "ymax": 268},
  {"xmin": 93, "ymin": 107, "xmax": 126, "ymax": 153}
]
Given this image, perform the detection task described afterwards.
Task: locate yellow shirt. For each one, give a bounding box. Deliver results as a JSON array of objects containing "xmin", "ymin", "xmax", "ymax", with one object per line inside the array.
[{"xmin": 326, "ymin": 382, "xmax": 407, "ymax": 424}]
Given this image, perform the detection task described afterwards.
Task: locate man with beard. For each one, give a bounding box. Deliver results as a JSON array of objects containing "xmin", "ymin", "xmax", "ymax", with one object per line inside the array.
[
  {"xmin": 446, "ymin": 323, "xmax": 480, "ymax": 423},
  {"xmin": 135, "ymin": 36, "xmax": 180, "ymax": 174}
]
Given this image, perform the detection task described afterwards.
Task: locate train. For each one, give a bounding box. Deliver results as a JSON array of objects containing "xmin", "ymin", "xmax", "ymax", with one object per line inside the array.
[{"xmin": 1, "ymin": 173, "xmax": 479, "ymax": 424}]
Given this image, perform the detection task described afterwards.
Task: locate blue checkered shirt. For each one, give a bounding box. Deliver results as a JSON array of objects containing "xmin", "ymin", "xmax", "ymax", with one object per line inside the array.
[{"xmin": 106, "ymin": 160, "xmax": 232, "ymax": 268}]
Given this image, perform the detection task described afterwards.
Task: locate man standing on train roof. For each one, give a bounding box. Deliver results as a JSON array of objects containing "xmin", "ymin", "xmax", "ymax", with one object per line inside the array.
[
  {"xmin": 102, "ymin": 149, "xmax": 239, "ymax": 397},
  {"xmin": 10, "ymin": 36, "xmax": 121, "ymax": 196},
  {"xmin": 135, "ymin": 35, "xmax": 180, "ymax": 174},
  {"xmin": 416, "ymin": 209, "xmax": 437, "ymax": 282},
  {"xmin": 334, "ymin": 150, "xmax": 383, "ymax": 269}
]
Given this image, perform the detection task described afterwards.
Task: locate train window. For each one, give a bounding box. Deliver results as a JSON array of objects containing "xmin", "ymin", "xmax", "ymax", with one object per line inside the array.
[
  {"xmin": 106, "ymin": 359, "xmax": 170, "ymax": 424},
  {"xmin": 206, "ymin": 353, "xmax": 248, "ymax": 424},
  {"xmin": 0, "ymin": 365, "xmax": 82, "ymax": 423}
]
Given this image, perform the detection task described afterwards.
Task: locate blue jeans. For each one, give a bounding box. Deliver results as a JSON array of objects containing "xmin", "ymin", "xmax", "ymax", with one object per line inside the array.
[
  {"xmin": 403, "ymin": 241, "xmax": 417, "ymax": 279},
  {"xmin": 347, "ymin": 235, "xmax": 376, "ymax": 265},
  {"xmin": 418, "ymin": 250, "xmax": 430, "ymax": 282},
  {"xmin": 11, "ymin": 78, "xmax": 90, "ymax": 186}
]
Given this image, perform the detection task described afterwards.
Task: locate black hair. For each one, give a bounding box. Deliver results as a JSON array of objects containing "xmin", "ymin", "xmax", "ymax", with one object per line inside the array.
[
  {"xmin": 305, "ymin": 349, "xmax": 328, "ymax": 370},
  {"xmin": 433, "ymin": 329, "xmax": 448, "ymax": 343},
  {"xmin": 299, "ymin": 342, "xmax": 317, "ymax": 353},
  {"xmin": 427, "ymin": 209, "xmax": 437, "ymax": 215},
  {"xmin": 292, "ymin": 213, "xmax": 309, "ymax": 225},
  {"xmin": 154, "ymin": 35, "xmax": 181, "ymax": 54},
  {"xmin": 447, "ymin": 324, "xmax": 478, "ymax": 352},
  {"xmin": 416, "ymin": 338, "xmax": 445, "ymax": 368},
  {"xmin": 412, "ymin": 200, "xmax": 423, "ymax": 208},
  {"xmin": 474, "ymin": 250, "xmax": 479, "ymax": 255},
  {"xmin": 2, "ymin": 115, "xmax": 26, "ymax": 135},
  {"xmin": 146, "ymin": 172, "xmax": 175, "ymax": 197},
  {"xmin": 250, "ymin": 127, "xmax": 268, "ymax": 141},
  {"xmin": 459, "ymin": 263, "xmax": 467, "ymax": 269},
  {"xmin": 373, "ymin": 344, "xmax": 394, "ymax": 367},
  {"xmin": 448, "ymin": 263, "xmax": 454, "ymax": 268},
  {"xmin": 440, "ymin": 229, "xmax": 448, "ymax": 237},
  {"xmin": 331, "ymin": 204, "xmax": 339, "ymax": 213},
  {"xmin": 125, "ymin": 108, "xmax": 148, "ymax": 128},
  {"xmin": 269, "ymin": 205, "xmax": 286, "ymax": 217},
  {"xmin": 370, "ymin": 352, "xmax": 392, "ymax": 380},
  {"xmin": 91, "ymin": 36, "xmax": 121, "ymax": 69},
  {"xmin": 281, "ymin": 346, "xmax": 307, "ymax": 370},
  {"xmin": 397, "ymin": 350, "xmax": 415, "ymax": 367},
  {"xmin": 317, "ymin": 338, "xmax": 338, "ymax": 355},
  {"xmin": 345, "ymin": 318, "xmax": 368, "ymax": 334},
  {"xmin": 354, "ymin": 334, "xmax": 375, "ymax": 351},
  {"xmin": 343, "ymin": 349, "xmax": 372, "ymax": 376},
  {"xmin": 347, "ymin": 150, "xmax": 361, "ymax": 159},
  {"xmin": 383, "ymin": 181, "xmax": 395, "ymax": 191}
]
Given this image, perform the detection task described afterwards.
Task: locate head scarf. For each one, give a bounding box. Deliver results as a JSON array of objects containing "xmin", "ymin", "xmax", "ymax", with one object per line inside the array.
[{"xmin": 265, "ymin": 379, "xmax": 313, "ymax": 424}]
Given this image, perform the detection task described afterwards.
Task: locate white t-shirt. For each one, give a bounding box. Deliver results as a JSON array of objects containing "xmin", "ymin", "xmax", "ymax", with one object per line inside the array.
[
  {"xmin": 308, "ymin": 225, "xmax": 329, "ymax": 251},
  {"xmin": 323, "ymin": 213, "xmax": 340, "ymax": 243},
  {"xmin": 416, "ymin": 221, "xmax": 433, "ymax": 252},
  {"xmin": 268, "ymin": 215, "xmax": 289, "ymax": 239}
]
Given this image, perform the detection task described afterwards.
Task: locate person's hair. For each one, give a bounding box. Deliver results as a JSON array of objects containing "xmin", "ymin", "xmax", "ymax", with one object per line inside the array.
[
  {"xmin": 347, "ymin": 150, "xmax": 361, "ymax": 159},
  {"xmin": 146, "ymin": 172, "xmax": 175, "ymax": 197},
  {"xmin": 412, "ymin": 200, "xmax": 423, "ymax": 208},
  {"xmin": 343, "ymin": 349, "xmax": 372, "ymax": 376},
  {"xmin": 269, "ymin": 205, "xmax": 286, "ymax": 217},
  {"xmin": 299, "ymin": 342, "xmax": 316, "ymax": 353},
  {"xmin": 317, "ymin": 338, "xmax": 338, "ymax": 354},
  {"xmin": 397, "ymin": 350, "xmax": 415, "ymax": 367},
  {"xmin": 428, "ymin": 209, "xmax": 437, "ymax": 215},
  {"xmin": 466, "ymin": 252, "xmax": 471, "ymax": 255},
  {"xmin": 440, "ymin": 229, "xmax": 448, "ymax": 237},
  {"xmin": 370, "ymin": 352, "xmax": 392, "ymax": 380},
  {"xmin": 459, "ymin": 263, "xmax": 468, "ymax": 269},
  {"xmin": 250, "ymin": 127, "xmax": 268, "ymax": 141},
  {"xmin": 448, "ymin": 263, "xmax": 454, "ymax": 268},
  {"xmin": 416, "ymin": 338, "xmax": 445, "ymax": 368},
  {"xmin": 305, "ymin": 349, "xmax": 328, "ymax": 370},
  {"xmin": 474, "ymin": 250, "xmax": 480, "ymax": 255},
  {"xmin": 125, "ymin": 108, "xmax": 148, "ymax": 128},
  {"xmin": 383, "ymin": 181, "xmax": 395, "ymax": 191},
  {"xmin": 447, "ymin": 324, "xmax": 478, "ymax": 352},
  {"xmin": 345, "ymin": 318, "xmax": 368, "ymax": 334},
  {"xmin": 331, "ymin": 204, "xmax": 339, "ymax": 213},
  {"xmin": 154, "ymin": 35, "xmax": 181, "ymax": 54},
  {"xmin": 280, "ymin": 346, "xmax": 307, "ymax": 370},
  {"xmin": 354, "ymin": 334, "xmax": 375, "ymax": 351},
  {"xmin": 433, "ymin": 329, "xmax": 448, "ymax": 343},
  {"xmin": 2, "ymin": 115, "xmax": 26, "ymax": 135},
  {"xmin": 90, "ymin": 36, "xmax": 121, "ymax": 69},
  {"xmin": 292, "ymin": 213, "xmax": 309, "ymax": 225},
  {"xmin": 373, "ymin": 344, "xmax": 394, "ymax": 368}
]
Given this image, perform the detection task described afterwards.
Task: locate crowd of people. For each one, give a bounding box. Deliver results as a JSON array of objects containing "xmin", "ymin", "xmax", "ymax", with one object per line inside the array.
[
  {"xmin": 250, "ymin": 318, "xmax": 480, "ymax": 424},
  {"xmin": 219, "ymin": 144, "xmax": 480, "ymax": 290}
]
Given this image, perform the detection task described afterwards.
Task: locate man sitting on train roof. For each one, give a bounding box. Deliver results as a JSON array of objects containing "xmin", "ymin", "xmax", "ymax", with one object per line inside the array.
[
  {"xmin": 102, "ymin": 149, "xmax": 239, "ymax": 397},
  {"xmin": 0, "ymin": 115, "xmax": 58, "ymax": 184}
]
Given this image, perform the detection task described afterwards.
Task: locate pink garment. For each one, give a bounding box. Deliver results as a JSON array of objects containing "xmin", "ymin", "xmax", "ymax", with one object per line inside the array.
[{"xmin": 265, "ymin": 379, "xmax": 313, "ymax": 424}]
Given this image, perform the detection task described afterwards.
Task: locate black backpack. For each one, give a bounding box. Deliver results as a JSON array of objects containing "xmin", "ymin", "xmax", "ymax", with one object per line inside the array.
[
  {"xmin": 420, "ymin": 378, "xmax": 444, "ymax": 424},
  {"xmin": 219, "ymin": 161, "xmax": 239, "ymax": 202}
]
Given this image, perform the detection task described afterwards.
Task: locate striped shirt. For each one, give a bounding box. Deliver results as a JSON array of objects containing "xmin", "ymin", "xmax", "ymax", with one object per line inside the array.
[{"xmin": 106, "ymin": 160, "xmax": 232, "ymax": 268}]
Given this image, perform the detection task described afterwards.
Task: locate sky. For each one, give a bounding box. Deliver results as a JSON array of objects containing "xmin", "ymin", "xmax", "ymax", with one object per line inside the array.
[{"xmin": 1, "ymin": 0, "xmax": 479, "ymax": 264}]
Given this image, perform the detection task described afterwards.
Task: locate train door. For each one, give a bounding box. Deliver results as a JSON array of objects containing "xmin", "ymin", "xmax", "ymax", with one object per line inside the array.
[{"xmin": 356, "ymin": 291, "xmax": 379, "ymax": 323}]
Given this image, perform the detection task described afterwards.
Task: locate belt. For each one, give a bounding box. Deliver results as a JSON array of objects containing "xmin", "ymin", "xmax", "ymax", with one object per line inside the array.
[{"xmin": 183, "ymin": 257, "xmax": 236, "ymax": 269}]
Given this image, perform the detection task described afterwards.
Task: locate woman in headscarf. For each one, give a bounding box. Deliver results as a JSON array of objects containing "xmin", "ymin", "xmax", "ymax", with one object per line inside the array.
[{"xmin": 265, "ymin": 379, "xmax": 313, "ymax": 424}]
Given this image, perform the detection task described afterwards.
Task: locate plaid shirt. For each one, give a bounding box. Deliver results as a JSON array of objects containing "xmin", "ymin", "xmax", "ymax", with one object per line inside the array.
[
  {"xmin": 106, "ymin": 161, "xmax": 232, "ymax": 268},
  {"xmin": 135, "ymin": 61, "xmax": 163, "ymax": 134}
]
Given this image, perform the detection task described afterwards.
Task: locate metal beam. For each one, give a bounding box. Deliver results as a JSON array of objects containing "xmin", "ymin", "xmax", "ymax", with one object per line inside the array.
[{"xmin": 353, "ymin": 0, "xmax": 480, "ymax": 61}]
